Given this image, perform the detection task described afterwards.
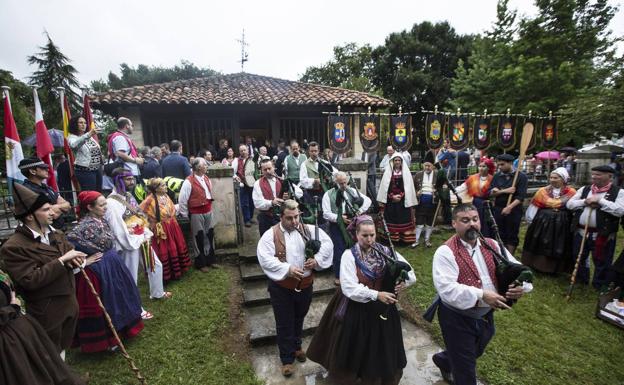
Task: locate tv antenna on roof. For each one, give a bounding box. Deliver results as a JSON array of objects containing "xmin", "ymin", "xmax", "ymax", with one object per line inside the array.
[{"xmin": 237, "ymin": 29, "xmax": 249, "ymax": 72}]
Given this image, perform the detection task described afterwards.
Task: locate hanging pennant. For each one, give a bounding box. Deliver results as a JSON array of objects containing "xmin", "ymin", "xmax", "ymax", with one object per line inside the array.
[
  {"xmin": 473, "ymin": 114, "xmax": 492, "ymax": 150},
  {"xmin": 425, "ymin": 112, "xmax": 445, "ymax": 149},
  {"xmin": 327, "ymin": 113, "xmax": 351, "ymax": 154},
  {"xmin": 498, "ymin": 113, "xmax": 517, "ymax": 151},
  {"xmin": 448, "ymin": 113, "xmax": 470, "ymax": 150},
  {"xmin": 541, "ymin": 115, "xmax": 558, "ymax": 150},
  {"xmin": 389, "ymin": 113, "xmax": 412, "ymax": 152},
  {"xmin": 359, "ymin": 113, "xmax": 381, "ymax": 153}
]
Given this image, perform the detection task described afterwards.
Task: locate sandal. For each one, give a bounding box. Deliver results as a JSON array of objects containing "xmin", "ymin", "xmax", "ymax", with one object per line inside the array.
[{"xmin": 141, "ymin": 310, "xmax": 154, "ymax": 320}]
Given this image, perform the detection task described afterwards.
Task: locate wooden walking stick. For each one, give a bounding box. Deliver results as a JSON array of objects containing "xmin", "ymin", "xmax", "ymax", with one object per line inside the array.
[
  {"xmin": 79, "ymin": 267, "xmax": 148, "ymax": 385},
  {"xmin": 507, "ymin": 122, "xmax": 535, "ymax": 206},
  {"xmin": 566, "ymin": 208, "xmax": 594, "ymax": 301},
  {"xmin": 430, "ymin": 200, "xmax": 442, "ymax": 229}
]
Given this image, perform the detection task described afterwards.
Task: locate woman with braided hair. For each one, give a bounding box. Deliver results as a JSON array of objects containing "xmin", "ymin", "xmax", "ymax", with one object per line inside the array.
[{"xmin": 140, "ymin": 178, "xmax": 191, "ymax": 282}]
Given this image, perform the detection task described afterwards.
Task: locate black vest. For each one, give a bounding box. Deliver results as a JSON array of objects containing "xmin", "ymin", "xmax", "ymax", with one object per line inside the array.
[{"xmin": 574, "ymin": 184, "xmax": 620, "ymax": 236}]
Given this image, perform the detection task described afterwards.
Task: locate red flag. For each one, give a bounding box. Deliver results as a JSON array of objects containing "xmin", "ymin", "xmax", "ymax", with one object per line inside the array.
[
  {"xmin": 33, "ymin": 88, "xmax": 58, "ymax": 191},
  {"xmin": 60, "ymin": 90, "xmax": 80, "ymax": 191},
  {"xmin": 83, "ymin": 93, "xmax": 99, "ymax": 144}
]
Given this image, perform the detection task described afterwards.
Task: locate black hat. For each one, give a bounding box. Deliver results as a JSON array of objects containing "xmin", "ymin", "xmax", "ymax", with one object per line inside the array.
[
  {"xmin": 591, "ymin": 165, "xmax": 616, "ymax": 174},
  {"xmin": 18, "ymin": 157, "xmax": 48, "ymax": 178},
  {"xmin": 424, "ymin": 151, "xmax": 435, "ymax": 165},
  {"xmin": 496, "ymin": 154, "xmax": 515, "ymax": 162}
]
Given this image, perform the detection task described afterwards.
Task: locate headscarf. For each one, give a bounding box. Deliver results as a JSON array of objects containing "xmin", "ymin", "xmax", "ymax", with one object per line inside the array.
[
  {"xmin": 346, "ymin": 214, "xmax": 374, "ymax": 239},
  {"xmin": 551, "ymin": 167, "xmax": 569, "ymax": 183},
  {"xmin": 480, "ymin": 157, "xmax": 495, "ymax": 175},
  {"xmin": 77, "ymin": 190, "xmax": 102, "ymax": 217},
  {"xmin": 113, "ymin": 169, "xmax": 134, "ymax": 194},
  {"xmin": 376, "ymin": 153, "xmax": 418, "ymax": 207}
]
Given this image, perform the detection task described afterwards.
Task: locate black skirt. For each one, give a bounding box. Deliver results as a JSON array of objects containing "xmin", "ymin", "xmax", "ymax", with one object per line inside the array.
[{"xmin": 522, "ymin": 208, "xmax": 574, "ymax": 273}]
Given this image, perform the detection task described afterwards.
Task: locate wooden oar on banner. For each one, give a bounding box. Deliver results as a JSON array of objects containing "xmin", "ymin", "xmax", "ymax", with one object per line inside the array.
[{"xmin": 506, "ymin": 122, "xmax": 535, "ymax": 206}]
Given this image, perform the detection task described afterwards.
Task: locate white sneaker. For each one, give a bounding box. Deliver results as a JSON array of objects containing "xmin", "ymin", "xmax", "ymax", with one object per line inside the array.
[
  {"xmin": 410, "ymin": 241, "xmax": 419, "ymax": 248},
  {"xmin": 603, "ymin": 300, "xmax": 624, "ymax": 324}
]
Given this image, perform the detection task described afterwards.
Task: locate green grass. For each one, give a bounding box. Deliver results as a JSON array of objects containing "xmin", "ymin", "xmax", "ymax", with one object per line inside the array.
[
  {"xmin": 67, "ymin": 267, "xmax": 261, "ymax": 385},
  {"xmin": 400, "ymin": 226, "xmax": 624, "ymax": 385}
]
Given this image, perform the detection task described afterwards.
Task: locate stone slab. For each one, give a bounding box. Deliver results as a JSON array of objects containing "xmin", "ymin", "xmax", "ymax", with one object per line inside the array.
[
  {"xmin": 240, "ymin": 263, "xmax": 267, "ymax": 281},
  {"xmin": 245, "ymin": 294, "xmax": 332, "ymax": 346},
  {"xmin": 242, "ymin": 274, "xmax": 337, "ymax": 307}
]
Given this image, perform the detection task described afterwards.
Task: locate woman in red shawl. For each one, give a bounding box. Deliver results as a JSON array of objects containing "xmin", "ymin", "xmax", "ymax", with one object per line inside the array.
[
  {"xmin": 140, "ymin": 178, "xmax": 191, "ymax": 282},
  {"xmin": 455, "ymin": 157, "xmax": 495, "ymax": 237},
  {"xmin": 522, "ymin": 167, "xmax": 577, "ymax": 273}
]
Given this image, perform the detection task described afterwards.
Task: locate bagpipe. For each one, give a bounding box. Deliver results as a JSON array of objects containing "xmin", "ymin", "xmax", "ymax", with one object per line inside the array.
[
  {"xmin": 317, "ymin": 159, "xmax": 335, "ymax": 192},
  {"xmin": 295, "ymin": 196, "xmax": 322, "ymax": 292},
  {"xmin": 481, "ymin": 200, "xmax": 533, "ymax": 306},
  {"xmin": 374, "ymin": 216, "xmax": 412, "ymax": 320}
]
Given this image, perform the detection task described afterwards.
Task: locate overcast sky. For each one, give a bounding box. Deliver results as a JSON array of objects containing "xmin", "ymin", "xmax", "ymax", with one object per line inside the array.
[{"xmin": 1, "ymin": 0, "xmax": 623, "ymax": 87}]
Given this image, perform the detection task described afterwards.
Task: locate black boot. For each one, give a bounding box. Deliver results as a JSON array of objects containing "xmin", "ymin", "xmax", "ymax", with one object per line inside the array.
[{"xmin": 194, "ymin": 231, "xmax": 208, "ymax": 271}]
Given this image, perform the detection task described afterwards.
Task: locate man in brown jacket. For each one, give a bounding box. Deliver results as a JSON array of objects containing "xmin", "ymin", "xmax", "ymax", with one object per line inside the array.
[{"xmin": 1, "ymin": 183, "xmax": 85, "ymax": 357}]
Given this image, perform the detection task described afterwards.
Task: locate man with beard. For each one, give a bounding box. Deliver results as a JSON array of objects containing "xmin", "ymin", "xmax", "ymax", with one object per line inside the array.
[
  {"xmin": 430, "ymin": 203, "xmax": 532, "ymax": 385},
  {"xmin": 283, "ymin": 141, "xmax": 307, "ymax": 185},
  {"xmin": 299, "ymin": 141, "xmax": 337, "ymax": 220}
]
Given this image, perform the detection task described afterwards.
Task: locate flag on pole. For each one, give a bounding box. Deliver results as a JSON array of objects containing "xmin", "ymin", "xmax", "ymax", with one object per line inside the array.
[
  {"xmin": 2, "ymin": 87, "xmax": 25, "ymax": 194},
  {"xmin": 59, "ymin": 88, "xmax": 80, "ymax": 192},
  {"xmin": 82, "ymin": 92, "xmax": 99, "ymax": 144},
  {"xmin": 33, "ymin": 88, "xmax": 58, "ymax": 191}
]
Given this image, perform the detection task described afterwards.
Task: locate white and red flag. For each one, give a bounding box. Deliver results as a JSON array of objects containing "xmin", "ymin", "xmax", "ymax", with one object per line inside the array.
[
  {"xmin": 33, "ymin": 88, "xmax": 58, "ymax": 191},
  {"xmin": 2, "ymin": 86, "xmax": 25, "ymax": 191}
]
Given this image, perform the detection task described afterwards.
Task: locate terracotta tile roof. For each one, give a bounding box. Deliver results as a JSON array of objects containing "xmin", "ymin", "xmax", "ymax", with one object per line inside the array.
[{"xmin": 91, "ymin": 72, "xmax": 392, "ymax": 108}]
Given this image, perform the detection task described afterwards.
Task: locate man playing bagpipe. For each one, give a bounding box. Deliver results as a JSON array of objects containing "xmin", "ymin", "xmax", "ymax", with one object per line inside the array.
[
  {"xmin": 488, "ymin": 154, "xmax": 528, "ymax": 255},
  {"xmin": 252, "ymin": 158, "xmax": 303, "ymax": 236},
  {"xmin": 412, "ymin": 151, "xmax": 438, "ymax": 248},
  {"xmin": 322, "ymin": 172, "xmax": 371, "ymax": 284},
  {"xmin": 566, "ymin": 165, "xmax": 624, "ymax": 289},
  {"xmin": 256, "ymin": 199, "xmax": 333, "ymax": 377},
  {"xmin": 299, "ymin": 141, "xmax": 337, "ymax": 221},
  {"xmin": 428, "ymin": 203, "xmax": 532, "ymax": 385}
]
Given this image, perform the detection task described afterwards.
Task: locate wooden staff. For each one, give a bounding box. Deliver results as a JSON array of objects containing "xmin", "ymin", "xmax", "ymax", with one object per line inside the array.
[
  {"xmin": 430, "ymin": 200, "xmax": 442, "ymax": 229},
  {"xmin": 79, "ymin": 267, "xmax": 148, "ymax": 385},
  {"xmin": 506, "ymin": 122, "xmax": 535, "ymax": 206},
  {"xmin": 566, "ymin": 208, "xmax": 594, "ymax": 301}
]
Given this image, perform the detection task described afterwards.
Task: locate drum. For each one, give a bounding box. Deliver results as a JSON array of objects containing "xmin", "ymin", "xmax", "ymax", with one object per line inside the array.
[{"xmin": 244, "ymin": 158, "xmax": 256, "ymax": 187}]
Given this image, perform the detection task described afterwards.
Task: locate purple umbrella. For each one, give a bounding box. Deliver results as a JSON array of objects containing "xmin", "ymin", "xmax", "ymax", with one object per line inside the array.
[
  {"xmin": 535, "ymin": 150, "xmax": 560, "ymax": 160},
  {"xmin": 23, "ymin": 128, "xmax": 65, "ymax": 147}
]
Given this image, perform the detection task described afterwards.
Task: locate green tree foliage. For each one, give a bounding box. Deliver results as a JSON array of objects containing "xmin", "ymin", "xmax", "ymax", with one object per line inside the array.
[
  {"xmin": 452, "ymin": 0, "xmax": 621, "ymax": 144},
  {"xmin": 27, "ymin": 32, "xmax": 82, "ymax": 129},
  {"xmin": 92, "ymin": 60, "xmax": 219, "ymax": 91},
  {"xmin": 300, "ymin": 43, "xmax": 378, "ymax": 93}
]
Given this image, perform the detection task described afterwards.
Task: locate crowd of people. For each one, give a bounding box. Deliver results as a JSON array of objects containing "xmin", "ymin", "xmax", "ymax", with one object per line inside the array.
[{"xmin": 2, "ymin": 115, "xmax": 624, "ymax": 385}]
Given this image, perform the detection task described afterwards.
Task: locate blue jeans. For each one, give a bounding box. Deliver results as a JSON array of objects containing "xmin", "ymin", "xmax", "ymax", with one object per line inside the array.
[
  {"xmin": 329, "ymin": 222, "xmax": 348, "ymax": 278},
  {"xmin": 240, "ymin": 186, "xmax": 254, "ymax": 223},
  {"xmin": 75, "ymin": 168, "xmax": 102, "ymax": 192}
]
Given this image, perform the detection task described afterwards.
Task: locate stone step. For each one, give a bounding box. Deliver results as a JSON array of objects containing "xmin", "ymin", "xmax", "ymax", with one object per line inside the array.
[
  {"xmin": 245, "ymin": 293, "xmax": 332, "ymax": 346},
  {"xmin": 242, "ymin": 274, "xmax": 337, "ymax": 307},
  {"xmin": 238, "ymin": 245, "xmax": 258, "ymax": 264},
  {"xmin": 240, "ymin": 263, "xmax": 266, "ymax": 281}
]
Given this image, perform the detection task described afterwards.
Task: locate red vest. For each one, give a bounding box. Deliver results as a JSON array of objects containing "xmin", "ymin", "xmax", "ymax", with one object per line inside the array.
[
  {"xmin": 186, "ymin": 174, "xmax": 213, "ymax": 214},
  {"xmin": 445, "ymin": 234, "xmax": 498, "ymax": 289},
  {"xmin": 259, "ymin": 177, "xmax": 282, "ymax": 210},
  {"xmin": 236, "ymin": 158, "xmax": 246, "ymax": 180}
]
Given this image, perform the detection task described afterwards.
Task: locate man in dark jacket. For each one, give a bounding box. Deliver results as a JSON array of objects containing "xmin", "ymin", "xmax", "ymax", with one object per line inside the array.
[
  {"xmin": 161, "ymin": 140, "xmax": 191, "ymax": 179},
  {"xmin": 140, "ymin": 146, "xmax": 162, "ymax": 179}
]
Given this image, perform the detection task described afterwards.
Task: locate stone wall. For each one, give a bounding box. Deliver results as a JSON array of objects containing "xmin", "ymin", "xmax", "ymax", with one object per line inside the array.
[{"xmin": 206, "ymin": 164, "xmax": 238, "ymax": 248}]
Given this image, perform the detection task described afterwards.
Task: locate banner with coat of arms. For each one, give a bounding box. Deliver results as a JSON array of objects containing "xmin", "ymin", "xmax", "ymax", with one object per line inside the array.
[
  {"xmin": 389, "ymin": 114, "xmax": 411, "ymax": 152},
  {"xmin": 541, "ymin": 117, "xmax": 558, "ymax": 150},
  {"xmin": 425, "ymin": 113, "xmax": 445, "ymax": 149},
  {"xmin": 473, "ymin": 115, "xmax": 492, "ymax": 150},
  {"xmin": 327, "ymin": 114, "xmax": 351, "ymax": 154},
  {"xmin": 359, "ymin": 114, "xmax": 381, "ymax": 153},
  {"xmin": 448, "ymin": 114, "xmax": 470, "ymax": 150},
  {"xmin": 497, "ymin": 115, "xmax": 517, "ymax": 151}
]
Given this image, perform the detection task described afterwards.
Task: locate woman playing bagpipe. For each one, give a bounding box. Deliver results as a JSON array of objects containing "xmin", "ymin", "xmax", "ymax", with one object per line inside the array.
[
  {"xmin": 454, "ymin": 157, "xmax": 495, "ymax": 237},
  {"xmin": 322, "ymin": 171, "xmax": 372, "ymax": 284},
  {"xmin": 376, "ymin": 154, "xmax": 418, "ymax": 244},
  {"xmin": 522, "ymin": 167, "xmax": 577, "ymax": 274},
  {"xmin": 307, "ymin": 215, "xmax": 416, "ymax": 385}
]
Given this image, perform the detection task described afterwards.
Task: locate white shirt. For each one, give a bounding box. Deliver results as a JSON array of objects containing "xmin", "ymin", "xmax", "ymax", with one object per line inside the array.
[
  {"xmin": 432, "ymin": 238, "xmax": 532, "ymax": 310},
  {"xmin": 566, "ymin": 185, "xmax": 624, "ymax": 231},
  {"xmin": 340, "ymin": 246, "xmax": 416, "ymax": 303},
  {"xmin": 231, "ymin": 157, "xmax": 248, "ymax": 187},
  {"xmin": 252, "ymin": 177, "xmax": 303, "ymax": 211},
  {"xmin": 178, "ymin": 174, "xmax": 212, "ymax": 218},
  {"xmin": 421, "ymin": 172, "xmax": 435, "ymax": 194},
  {"xmin": 379, "ymin": 154, "xmax": 393, "ymax": 170},
  {"xmin": 284, "ymin": 154, "xmax": 306, "ymax": 179},
  {"xmin": 104, "ymin": 193, "xmax": 152, "ymax": 252},
  {"xmin": 322, "ymin": 187, "xmax": 372, "ymax": 222},
  {"xmin": 111, "ymin": 134, "xmax": 139, "ymax": 176},
  {"xmin": 257, "ymin": 223, "xmax": 333, "ymax": 281},
  {"xmin": 26, "ymin": 225, "xmax": 52, "ymax": 245},
  {"xmin": 299, "ymin": 158, "xmax": 338, "ymax": 189}
]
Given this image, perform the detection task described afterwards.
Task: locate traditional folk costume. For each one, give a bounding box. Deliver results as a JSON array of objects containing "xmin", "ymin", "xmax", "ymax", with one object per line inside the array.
[
  {"xmin": 232, "ymin": 156, "xmax": 255, "ymax": 225},
  {"xmin": 376, "ymin": 154, "xmax": 418, "ymax": 244},
  {"xmin": 0, "ymin": 183, "xmax": 79, "ymax": 354},
  {"xmin": 488, "ymin": 154, "xmax": 528, "ymax": 248},
  {"xmin": 455, "ymin": 158, "xmax": 495, "ymax": 237},
  {"xmin": 413, "ymin": 155, "xmax": 439, "ymax": 246},
  {"xmin": 300, "ymin": 157, "xmax": 337, "ymax": 220},
  {"xmin": 140, "ymin": 193, "xmax": 191, "ymax": 281},
  {"xmin": 66, "ymin": 212, "xmax": 144, "ymax": 353},
  {"xmin": 178, "ymin": 172, "xmax": 217, "ymax": 269},
  {"xmin": 0, "ymin": 269, "xmax": 86, "ymax": 385},
  {"xmin": 308, "ymin": 239, "xmax": 415, "ymax": 385},
  {"xmin": 430, "ymin": 235, "xmax": 532, "ymax": 385},
  {"xmin": 522, "ymin": 168, "xmax": 576, "ymax": 273},
  {"xmin": 256, "ymin": 222, "xmax": 333, "ymax": 368},
  {"xmin": 322, "ymin": 186, "xmax": 371, "ymax": 278},
  {"xmin": 566, "ymin": 166, "xmax": 624, "ymax": 289},
  {"xmin": 252, "ymin": 175, "xmax": 303, "ymax": 235},
  {"xmin": 283, "ymin": 152, "xmax": 307, "ymax": 184},
  {"xmin": 104, "ymin": 173, "xmax": 165, "ymax": 300}
]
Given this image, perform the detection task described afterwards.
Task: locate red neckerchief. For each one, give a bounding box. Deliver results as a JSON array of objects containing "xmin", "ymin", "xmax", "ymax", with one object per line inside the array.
[{"xmin": 591, "ymin": 183, "xmax": 612, "ymax": 194}]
